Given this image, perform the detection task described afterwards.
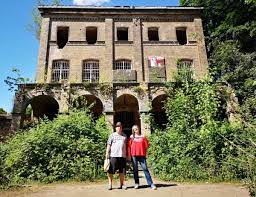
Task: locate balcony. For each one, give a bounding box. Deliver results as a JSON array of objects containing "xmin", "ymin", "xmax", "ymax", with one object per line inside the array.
[
  {"xmin": 113, "ymin": 70, "xmax": 137, "ymax": 83},
  {"xmin": 149, "ymin": 67, "xmax": 166, "ymax": 83}
]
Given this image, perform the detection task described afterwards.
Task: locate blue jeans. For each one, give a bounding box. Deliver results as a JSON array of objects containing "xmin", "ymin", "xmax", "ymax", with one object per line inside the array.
[{"xmin": 132, "ymin": 156, "xmax": 153, "ymax": 186}]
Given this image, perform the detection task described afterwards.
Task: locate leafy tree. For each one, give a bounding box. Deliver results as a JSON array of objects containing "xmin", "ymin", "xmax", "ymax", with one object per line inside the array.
[
  {"xmin": 0, "ymin": 108, "xmax": 7, "ymax": 114},
  {"xmin": 179, "ymin": 0, "xmax": 256, "ymax": 125},
  {"xmin": 4, "ymin": 68, "xmax": 31, "ymax": 92},
  {"xmin": 28, "ymin": 0, "xmax": 62, "ymax": 40}
]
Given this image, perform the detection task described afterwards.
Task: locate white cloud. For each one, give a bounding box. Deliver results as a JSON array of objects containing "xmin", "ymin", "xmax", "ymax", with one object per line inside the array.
[{"xmin": 73, "ymin": 0, "xmax": 111, "ymax": 6}]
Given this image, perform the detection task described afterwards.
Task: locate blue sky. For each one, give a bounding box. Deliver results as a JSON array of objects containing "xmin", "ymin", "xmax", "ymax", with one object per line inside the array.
[{"xmin": 0, "ymin": 0, "xmax": 179, "ymax": 113}]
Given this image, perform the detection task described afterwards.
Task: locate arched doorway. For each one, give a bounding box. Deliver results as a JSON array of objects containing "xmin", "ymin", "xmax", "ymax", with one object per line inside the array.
[
  {"xmin": 21, "ymin": 95, "xmax": 59, "ymax": 127},
  {"xmin": 73, "ymin": 95, "xmax": 103, "ymax": 119},
  {"xmin": 152, "ymin": 94, "xmax": 167, "ymax": 130},
  {"xmin": 114, "ymin": 94, "xmax": 140, "ymax": 137}
]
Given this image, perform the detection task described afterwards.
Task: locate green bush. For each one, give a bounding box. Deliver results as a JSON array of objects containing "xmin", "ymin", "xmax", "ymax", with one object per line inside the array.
[
  {"xmin": 148, "ymin": 78, "xmax": 256, "ymax": 192},
  {"xmin": 1, "ymin": 109, "xmax": 110, "ymax": 185}
]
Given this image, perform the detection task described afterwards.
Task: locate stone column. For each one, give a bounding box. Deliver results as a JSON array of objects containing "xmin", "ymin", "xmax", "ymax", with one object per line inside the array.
[
  {"xmin": 105, "ymin": 112, "xmax": 114, "ymax": 131},
  {"xmin": 133, "ymin": 18, "xmax": 144, "ymax": 82},
  {"xmin": 59, "ymin": 83, "xmax": 70, "ymax": 114},
  {"xmin": 140, "ymin": 112, "xmax": 151, "ymax": 136},
  {"xmin": 10, "ymin": 113, "xmax": 22, "ymax": 132},
  {"xmin": 194, "ymin": 18, "xmax": 209, "ymax": 78},
  {"xmin": 36, "ymin": 17, "xmax": 51, "ymax": 83},
  {"xmin": 102, "ymin": 18, "xmax": 114, "ymax": 83}
]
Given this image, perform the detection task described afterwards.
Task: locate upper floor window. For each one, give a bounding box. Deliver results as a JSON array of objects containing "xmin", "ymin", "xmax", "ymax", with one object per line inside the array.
[
  {"xmin": 52, "ymin": 60, "xmax": 69, "ymax": 82},
  {"xmin": 117, "ymin": 27, "xmax": 128, "ymax": 41},
  {"xmin": 86, "ymin": 27, "xmax": 97, "ymax": 44},
  {"xmin": 114, "ymin": 59, "xmax": 131, "ymax": 70},
  {"xmin": 148, "ymin": 27, "xmax": 159, "ymax": 41},
  {"xmin": 176, "ymin": 27, "xmax": 187, "ymax": 45},
  {"xmin": 82, "ymin": 60, "xmax": 99, "ymax": 82},
  {"xmin": 57, "ymin": 27, "xmax": 69, "ymax": 49},
  {"xmin": 177, "ymin": 59, "xmax": 193, "ymax": 79}
]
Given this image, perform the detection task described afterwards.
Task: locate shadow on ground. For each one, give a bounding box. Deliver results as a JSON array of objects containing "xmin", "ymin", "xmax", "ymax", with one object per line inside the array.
[{"xmin": 122, "ymin": 183, "xmax": 177, "ymax": 189}]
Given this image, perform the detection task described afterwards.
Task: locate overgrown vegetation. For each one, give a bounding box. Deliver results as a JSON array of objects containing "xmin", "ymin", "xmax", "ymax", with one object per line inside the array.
[
  {"xmin": 0, "ymin": 108, "xmax": 110, "ymax": 188},
  {"xmin": 148, "ymin": 70, "xmax": 256, "ymax": 196}
]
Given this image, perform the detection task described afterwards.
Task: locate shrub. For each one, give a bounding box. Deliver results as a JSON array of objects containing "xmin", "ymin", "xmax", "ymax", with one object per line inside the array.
[
  {"xmin": 148, "ymin": 77, "xmax": 256, "ymax": 193},
  {"xmin": 1, "ymin": 109, "xmax": 110, "ymax": 184}
]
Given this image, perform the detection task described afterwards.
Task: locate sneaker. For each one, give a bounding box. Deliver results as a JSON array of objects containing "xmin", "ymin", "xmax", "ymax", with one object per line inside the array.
[
  {"xmin": 108, "ymin": 185, "xmax": 112, "ymax": 190},
  {"xmin": 151, "ymin": 184, "xmax": 157, "ymax": 190},
  {"xmin": 134, "ymin": 184, "xmax": 139, "ymax": 189}
]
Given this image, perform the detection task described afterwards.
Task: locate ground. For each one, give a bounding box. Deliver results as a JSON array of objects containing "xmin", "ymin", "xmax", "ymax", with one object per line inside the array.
[{"xmin": 0, "ymin": 173, "xmax": 249, "ymax": 197}]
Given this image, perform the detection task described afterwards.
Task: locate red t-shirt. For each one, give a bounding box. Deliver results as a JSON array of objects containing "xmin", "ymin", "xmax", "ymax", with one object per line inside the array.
[{"xmin": 128, "ymin": 134, "xmax": 149, "ymax": 157}]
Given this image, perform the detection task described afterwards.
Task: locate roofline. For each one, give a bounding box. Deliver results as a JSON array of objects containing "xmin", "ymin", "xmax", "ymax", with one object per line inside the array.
[
  {"xmin": 38, "ymin": 6, "xmax": 204, "ymax": 16},
  {"xmin": 38, "ymin": 5, "xmax": 204, "ymax": 10}
]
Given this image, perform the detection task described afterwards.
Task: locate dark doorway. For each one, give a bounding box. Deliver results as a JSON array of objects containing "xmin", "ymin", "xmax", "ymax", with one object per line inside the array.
[
  {"xmin": 114, "ymin": 94, "xmax": 140, "ymax": 137},
  {"xmin": 152, "ymin": 94, "xmax": 167, "ymax": 130},
  {"xmin": 73, "ymin": 95, "xmax": 103, "ymax": 119},
  {"xmin": 21, "ymin": 95, "xmax": 59, "ymax": 128}
]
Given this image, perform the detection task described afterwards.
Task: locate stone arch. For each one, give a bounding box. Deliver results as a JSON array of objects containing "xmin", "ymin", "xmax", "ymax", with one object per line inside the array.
[
  {"xmin": 114, "ymin": 94, "xmax": 140, "ymax": 137},
  {"xmin": 152, "ymin": 94, "xmax": 168, "ymax": 130},
  {"xmin": 73, "ymin": 94, "xmax": 103, "ymax": 119},
  {"xmin": 21, "ymin": 95, "xmax": 59, "ymax": 128}
]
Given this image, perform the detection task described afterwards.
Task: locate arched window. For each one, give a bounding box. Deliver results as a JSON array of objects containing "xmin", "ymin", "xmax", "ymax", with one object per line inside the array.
[
  {"xmin": 51, "ymin": 60, "xmax": 69, "ymax": 82},
  {"xmin": 82, "ymin": 60, "xmax": 99, "ymax": 82},
  {"xmin": 114, "ymin": 59, "xmax": 132, "ymax": 70}
]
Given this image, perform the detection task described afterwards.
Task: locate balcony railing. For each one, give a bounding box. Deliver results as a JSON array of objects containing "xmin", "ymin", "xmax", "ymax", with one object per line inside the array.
[
  {"xmin": 113, "ymin": 70, "xmax": 137, "ymax": 83},
  {"xmin": 149, "ymin": 67, "xmax": 166, "ymax": 83}
]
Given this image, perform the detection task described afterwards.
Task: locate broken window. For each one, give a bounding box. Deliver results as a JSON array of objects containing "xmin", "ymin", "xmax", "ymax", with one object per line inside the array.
[
  {"xmin": 86, "ymin": 27, "xmax": 97, "ymax": 44},
  {"xmin": 57, "ymin": 27, "xmax": 69, "ymax": 49},
  {"xmin": 114, "ymin": 60, "xmax": 131, "ymax": 70},
  {"xmin": 148, "ymin": 27, "xmax": 159, "ymax": 41},
  {"xmin": 51, "ymin": 60, "xmax": 69, "ymax": 82},
  {"xmin": 177, "ymin": 59, "xmax": 193, "ymax": 80},
  {"xmin": 82, "ymin": 60, "xmax": 99, "ymax": 82},
  {"xmin": 117, "ymin": 27, "xmax": 128, "ymax": 41},
  {"xmin": 176, "ymin": 27, "xmax": 187, "ymax": 45}
]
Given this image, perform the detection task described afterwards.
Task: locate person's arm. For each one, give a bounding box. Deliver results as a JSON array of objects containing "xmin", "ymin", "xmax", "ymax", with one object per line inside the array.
[
  {"xmin": 106, "ymin": 134, "xmax": 112, "ymax": 159},
  {"xmin": 105, "ymin": 144, "xmax": 111, "ymax": 159}
]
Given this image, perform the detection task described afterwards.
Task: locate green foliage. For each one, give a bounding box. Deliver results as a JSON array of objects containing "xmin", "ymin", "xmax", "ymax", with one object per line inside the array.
[
  {"xmin": 148, "ymin": 77, "xmax": 256, "ymax": 195},
  {"xmin": 4, "ymin": 68, "xmax": 31, "ymax": 92},
  {"xmin": 0, "ymin": 110, "xmax": 110, "ymax": 185},
  {"xmin": 0, "ymin": 108, "xmax": 7, "ymax": 114},
  {"xmin": 28, "ymin": 0, "xmax": 62, "ymax": 40}
]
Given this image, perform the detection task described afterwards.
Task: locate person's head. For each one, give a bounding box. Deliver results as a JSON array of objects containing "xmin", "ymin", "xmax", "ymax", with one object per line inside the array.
[
  {"xmin": 115, "ymin": 122, "xmax": 122, "ymax": 133},
  {"xmin": 132, "ymin": 125, "xmax": 140, "ymax": 135}
]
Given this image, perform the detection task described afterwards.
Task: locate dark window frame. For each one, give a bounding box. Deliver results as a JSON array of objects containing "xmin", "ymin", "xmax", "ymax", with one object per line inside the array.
[
  {"xmin": 117, "ymin": 27, "xmax": 129, "ymax": 41},
  {"xmin": 57, "ymin": 26, "xmax": 69, "ymax": 49},
  {"xmin": 176, "ymin": 27, "xmax": 187, "ymax": 45},
  {"xmin": 148, "ymin": 27, "xmax": 160, "ymax": 41},
  {"xmin": 86, "ymin": 26, "xmax": 98, "ymax": 44}
]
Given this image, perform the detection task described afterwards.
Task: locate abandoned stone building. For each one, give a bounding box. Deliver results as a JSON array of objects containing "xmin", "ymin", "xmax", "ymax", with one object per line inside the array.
[{"xmin": 11, "ymin": 6, "xmax": 208, "ymax": 136}]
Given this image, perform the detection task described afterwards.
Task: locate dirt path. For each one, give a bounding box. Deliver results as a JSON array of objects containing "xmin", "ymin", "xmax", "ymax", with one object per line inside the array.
[{"xmin": 1, "ymin": 178, "xmax": 249, "ymax": 197}]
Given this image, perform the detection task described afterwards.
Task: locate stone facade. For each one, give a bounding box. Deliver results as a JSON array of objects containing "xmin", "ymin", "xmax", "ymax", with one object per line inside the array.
[{"xmin": 12, "ymin": 6, "xmax": 208, "ymax": 136}]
